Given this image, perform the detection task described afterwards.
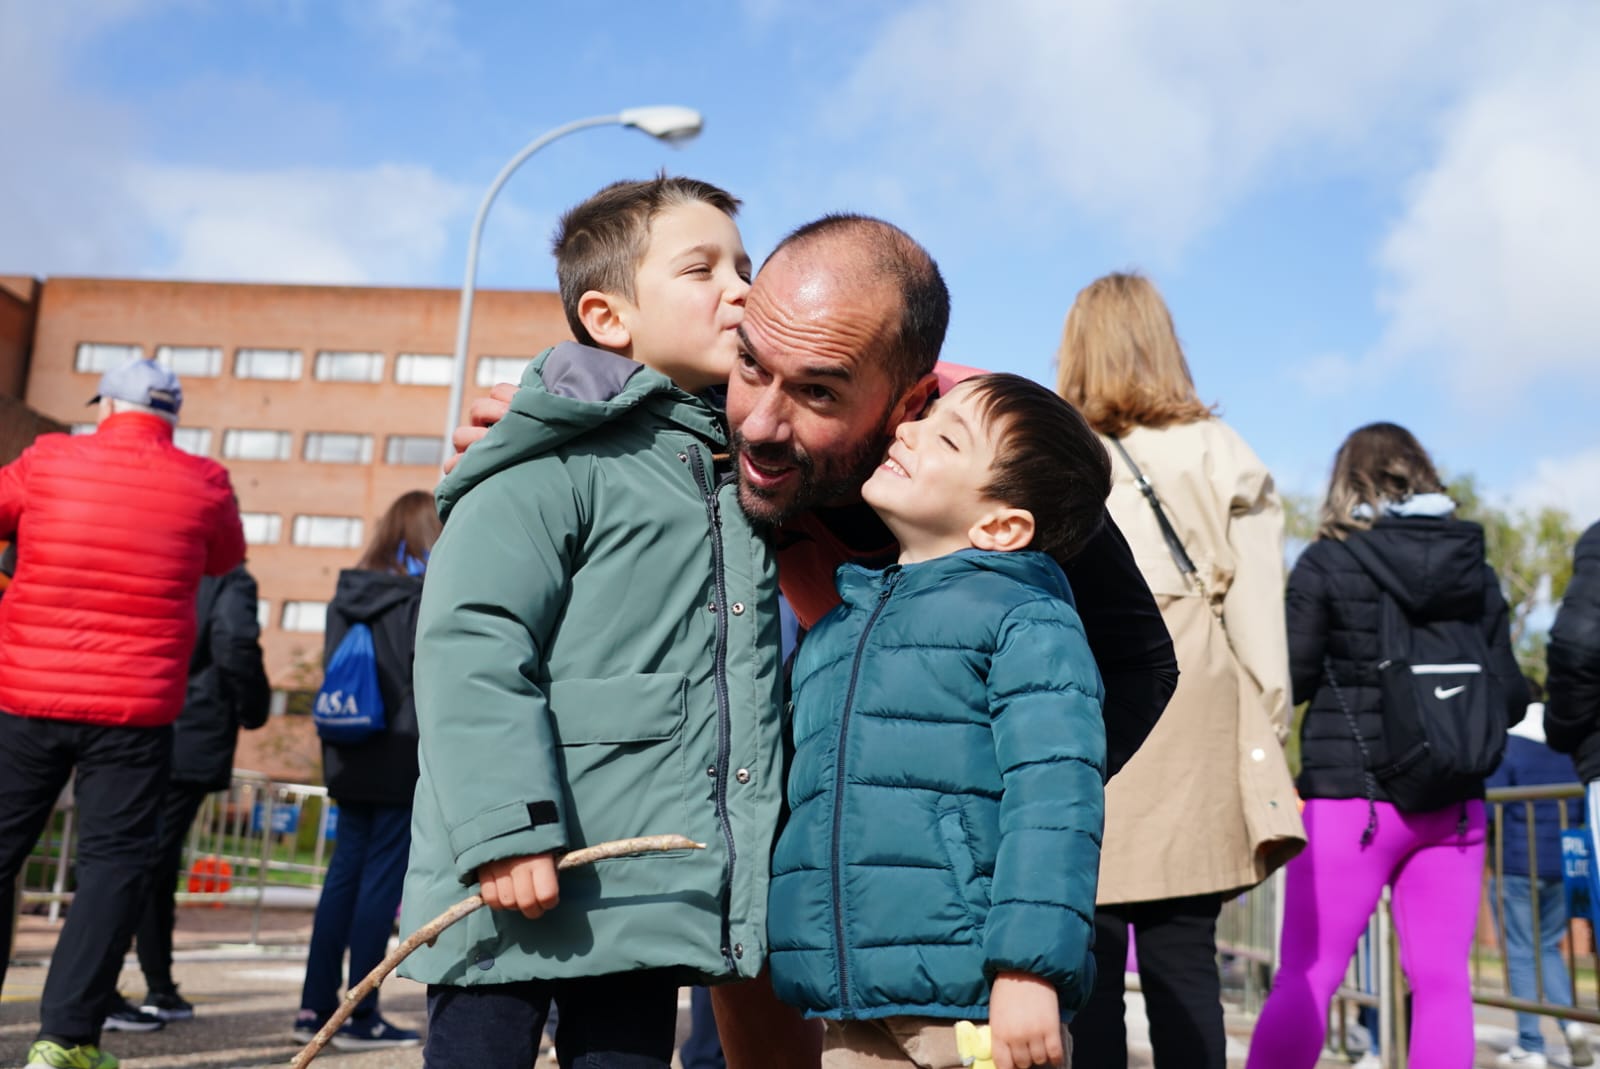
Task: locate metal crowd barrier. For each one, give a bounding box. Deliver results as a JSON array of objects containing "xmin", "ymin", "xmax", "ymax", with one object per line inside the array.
[{"xmin": 18, "ymin": 769, "xmax": 334, "ymax": 946}]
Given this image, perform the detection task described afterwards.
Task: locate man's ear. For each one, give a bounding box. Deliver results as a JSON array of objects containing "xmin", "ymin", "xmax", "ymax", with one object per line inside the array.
[
  {"xmin": 888, "ymin": 372, "xmax": 940, "ymax": 429},
  {"xmin": 576, "ymin": 290, "xmax": 633, "ymax": 351},
  {"xmin": 969, "ymin": 507, "xmax": 1036, "ymax": 553}
]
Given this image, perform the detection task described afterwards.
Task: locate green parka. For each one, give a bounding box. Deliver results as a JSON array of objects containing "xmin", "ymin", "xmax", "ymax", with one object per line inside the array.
[{"xmin": 399, "ymin": 343, "xmax": 783, "ymax": 986}]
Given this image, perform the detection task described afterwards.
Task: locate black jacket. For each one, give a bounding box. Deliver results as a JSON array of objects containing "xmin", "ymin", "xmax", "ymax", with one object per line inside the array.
[
  {"xmin": 319, "ymin": 568, "xmax": 423, "ymax": 806},
  {"xmin": 1545, "ymin": 522, "xmax": 1600, "ymax": 780},
  {"xmin": 1287, "ymin": 516, "xmax": 1525, "ymax": 802},
  {"xmin": 172, "ymin": 565, "xmax": 271, "ymax": 789}
]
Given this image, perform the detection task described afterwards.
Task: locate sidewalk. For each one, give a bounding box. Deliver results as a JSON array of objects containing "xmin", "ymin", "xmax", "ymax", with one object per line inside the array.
[{"xmin": 0, "ymin": 904, "xmax": 1552, "ymax": 1068}]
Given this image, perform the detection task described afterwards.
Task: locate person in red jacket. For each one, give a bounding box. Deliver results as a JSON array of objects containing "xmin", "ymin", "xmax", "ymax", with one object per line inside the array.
[{"xmin": 0, "ymin": 357, "xmax": 245, "ymax": 1069}]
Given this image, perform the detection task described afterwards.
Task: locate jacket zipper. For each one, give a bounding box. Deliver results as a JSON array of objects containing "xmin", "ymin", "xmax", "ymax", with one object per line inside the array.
[
  {"xmin": 688, "ymin": 445, "xmax": 738, "ymax": 972},
  {"xmin": 830, "ymin": 566, "xmax": 901, "ymax": 1013}
]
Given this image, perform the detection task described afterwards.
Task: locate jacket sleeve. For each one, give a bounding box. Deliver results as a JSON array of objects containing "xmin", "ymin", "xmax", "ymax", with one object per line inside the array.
[
  {"xmin": 0, "ymin": 447, "xmax": 31, "ymax": 540},
  {"xmin": 1062, "ymin": 514, "xmax": 1178, "ymax": 779},
  {"xmin": 1221, "ymin": 462, "xmax": 1291, "ymax": 738},
  {"xmin": 203, "ymin": 472, "xmax": 247, "ymax": 577},
  {"xmin": 211, "ymin": 566, "xmax": 271, "ymax": 731},
  {"xmin": 412, "ymin": 462, "xmax": 581, "ymax": 881},
  {"xmin": 1482, "ymin": 564, "xmax": 1529, "ymax": 728},
  {"xmin": 1285, "ymin": 544, "xmax": 1333, "ymax": 706},
  {"xmin": 982, "ymin": 598, "xmax": 1105, "ymax": 994},
  {"xmin": 1547, "ymin": 525, "xmax": 1600, "ymax": 755}
]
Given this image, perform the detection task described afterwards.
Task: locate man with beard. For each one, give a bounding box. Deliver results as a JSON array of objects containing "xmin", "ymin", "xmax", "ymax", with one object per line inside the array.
[{"xmin": 452, "ymin": 213, "xmax": 1178, "ymax": 1068}]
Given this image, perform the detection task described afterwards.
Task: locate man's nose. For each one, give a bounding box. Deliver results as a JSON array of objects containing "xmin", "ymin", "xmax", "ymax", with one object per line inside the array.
[{"xmin": 739, "ymin": 388, "xmax": 791, "ymax": 445}]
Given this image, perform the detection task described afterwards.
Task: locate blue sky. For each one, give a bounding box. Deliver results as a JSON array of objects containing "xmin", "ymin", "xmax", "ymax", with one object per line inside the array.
[{"xmin": 4, "ymin": 0, "xmax": 1598, "ymax": 518}]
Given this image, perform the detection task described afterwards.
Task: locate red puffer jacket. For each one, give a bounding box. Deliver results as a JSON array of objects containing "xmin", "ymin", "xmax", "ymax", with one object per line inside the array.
[{"xmin": 0, "ymin": 413, "xmax": 246, "ymax": 726}]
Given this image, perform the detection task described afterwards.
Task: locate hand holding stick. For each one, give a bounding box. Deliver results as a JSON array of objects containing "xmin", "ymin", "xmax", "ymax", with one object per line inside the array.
[{"xmin": 289, "ymin": 833, "xmax": 704, "ymax": 1068}]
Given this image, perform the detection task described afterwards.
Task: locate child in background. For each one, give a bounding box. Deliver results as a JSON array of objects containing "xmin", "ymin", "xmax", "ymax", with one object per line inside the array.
[
  {"xmin": 1488, "ymin": 678, "xmax": 1593, "ymax": 1068},
  {"xmin": 400, "ymin": 176, "xmax": 784, "ymax": 1069},
  {"xmin": 768, "ymin": 373, "xmax": 1111, "ymax": 1069}
]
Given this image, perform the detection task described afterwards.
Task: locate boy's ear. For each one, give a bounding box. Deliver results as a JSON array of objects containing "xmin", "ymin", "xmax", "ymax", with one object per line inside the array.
[
  {"xmin": 576, "ymin": 290, "xmax": 633, "ymax": 351},
  {"xmin": 969, "ymin": 506, "xmax": 1035, "ymax": 553}
]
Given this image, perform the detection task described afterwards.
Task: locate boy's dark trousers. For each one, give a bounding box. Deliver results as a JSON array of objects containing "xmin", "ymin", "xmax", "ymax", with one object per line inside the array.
[
  {"xmin": 424, "ymin": 970, "xmax": 680, "ymax": 1069},
  {"xmin": 0, "ymin": 709, "xmax": 171, "ymax": 1044},
  {"xmin": 128, "ymin": 780, "xmax": 213, "ymax": 993}
]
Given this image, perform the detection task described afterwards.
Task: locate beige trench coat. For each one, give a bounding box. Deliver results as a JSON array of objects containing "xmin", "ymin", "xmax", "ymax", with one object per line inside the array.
[{"xmin": 1096, "ymin": 419, "xmax": 1305, "ymax": 904}]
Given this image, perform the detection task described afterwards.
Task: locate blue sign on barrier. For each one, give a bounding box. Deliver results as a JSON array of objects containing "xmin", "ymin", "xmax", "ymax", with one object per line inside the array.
[
  {"xmin": 251, "ymin": 801, "xmax": 299, "ymax": 836},
  {"xmin": 1561, "ymin": 828, "xmax": 1594, "ymax": 925},
  {"xmin": 324, "ymin": 803, "xmax": 339, "ymax": 841}
]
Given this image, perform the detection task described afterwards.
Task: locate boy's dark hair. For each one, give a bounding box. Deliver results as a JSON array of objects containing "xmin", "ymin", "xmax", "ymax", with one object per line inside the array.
[
  {"xmin": 772, "ymin": 213, "xmax": 949, "ymax": 392},
  {"xmin": 552, "ymin": 174, "xmax": 741, "ymax": 346},
  {"xmin": 964, "ymin": 372, "xmax": 1112, "ymax": 562}
]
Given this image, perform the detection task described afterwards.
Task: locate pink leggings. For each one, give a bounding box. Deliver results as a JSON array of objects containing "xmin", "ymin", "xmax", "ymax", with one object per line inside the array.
[{"xmin": 1246, "ymin": 797, "xmax": 1485, "ymax": 1069}]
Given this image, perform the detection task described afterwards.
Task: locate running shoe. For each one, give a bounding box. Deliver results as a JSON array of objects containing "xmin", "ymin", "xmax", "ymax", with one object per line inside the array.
[
  {"xmin": 101, "ymin": 997, "xmax": 163, "ymax": 1033},
  {"xmin": 139, "ymin": 988, "xmax": 194, "ymax": 1022},
  {"xmin": 329, "ymin": 1015, "xmax": 421, "ymax": 1050},
  {"xmin": 24, "ymin": 1039, "xmax": 119, "ymax": 1069}
]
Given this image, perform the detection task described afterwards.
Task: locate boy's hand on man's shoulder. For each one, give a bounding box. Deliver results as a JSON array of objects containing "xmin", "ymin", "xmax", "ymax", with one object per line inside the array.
[
  {"xmin": 477, "ymin": 852, "xmax": 560, "ymax": 919},
  {"xmin": 988, "ymin": 972, "xmax": 1065, "ymax": 1069}
]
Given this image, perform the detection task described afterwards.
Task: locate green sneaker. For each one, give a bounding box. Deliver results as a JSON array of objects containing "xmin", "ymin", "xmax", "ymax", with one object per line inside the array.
[{"xmin": 24, "ymin": 1039, "xmax": 119, "ymax": 1069}]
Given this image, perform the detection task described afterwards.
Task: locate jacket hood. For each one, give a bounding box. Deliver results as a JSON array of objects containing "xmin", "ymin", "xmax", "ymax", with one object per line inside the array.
[
  {"xmin": 437, "ymin": 342, "xmax": 726, "ymax": 521},
  {"xmin": 1340, "ymin": 515, "xmax": 1488, "ymax": 621},
  {"xmin": 836, "ymin": 548, "xmax": 1073, "ymax": 608},
  {"xmin": 331, "ymin": 568, "xmax": 424, "ymax": 622}
]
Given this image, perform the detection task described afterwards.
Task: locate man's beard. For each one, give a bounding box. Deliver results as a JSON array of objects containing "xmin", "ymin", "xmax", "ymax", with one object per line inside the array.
[{"xmin": 730, "ymin": 419, "xmax": 893, "ymax": 529}]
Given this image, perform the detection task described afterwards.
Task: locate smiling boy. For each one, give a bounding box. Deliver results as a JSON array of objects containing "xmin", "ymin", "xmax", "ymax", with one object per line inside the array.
[{"xmin": 768, "ymin": 373, "xmax": 1111, "ymax": 1069}]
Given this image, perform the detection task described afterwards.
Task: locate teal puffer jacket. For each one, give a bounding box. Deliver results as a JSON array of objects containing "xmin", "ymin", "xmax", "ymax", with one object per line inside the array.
[
  {"xmin": 399, "ymin": 344, "xmax": 783, "ymax": 986},
  {"xmin": 769, "ymin": 550, "xmax": 1105, "ymax": 1021}
]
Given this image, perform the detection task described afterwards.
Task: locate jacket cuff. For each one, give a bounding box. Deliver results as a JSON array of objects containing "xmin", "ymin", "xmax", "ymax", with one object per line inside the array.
[{"xmin": 449, "ymin": 799, "xmax": 567, "ymax": 882}]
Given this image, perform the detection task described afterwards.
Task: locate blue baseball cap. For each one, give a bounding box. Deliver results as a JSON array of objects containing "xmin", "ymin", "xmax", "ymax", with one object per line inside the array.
[{"xmin": 89, "ymin": 357, "xmax": 183, "ymax": 415}]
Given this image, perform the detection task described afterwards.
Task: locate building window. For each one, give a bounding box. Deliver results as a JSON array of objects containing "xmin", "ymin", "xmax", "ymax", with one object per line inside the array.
[
  {"xmin": 70, "ymin": 423, "xmax": 97, "ymax": 436},
  {"xmin": 241, "ymin": 512, "xmax": 283, "ymax": 545},
  {"xmin": 475, "ymin": 356, "xmax": 531, "ymax": 388},
  {"xmin": 256, "ymin": 600, "xmax": 271, "ymax": 631},
  {"xmin": 292, "ymin": 515, "xmax": 364, "ymax": 549},
  {"xmin": 155, "ymin": 345, "xmax": 222, "ymax": 377},
  {"xmin": 385, "ymin": 435, "xmax": 443, "ymax": 466},
  {"xmin": 281, "ymin": 601, "xmax": 327, "ymax": 633},
  {"xmin": 75, "ymin": 343, "xmax": 142, "ymax": 373},
  {"xmin": 302, "ymin": 432, "xmax": 373, "ymax": 464},
  {"xmin": 395, "ymin": 353, "xmax": 453, "ymax": 386},
  {"xmin": 314, "ymin": 350, "xmax": 385, "ymax": 383},
  {"xmin": 221, "ymin": 429, "xmax": 293, "ymax": 461},
  {"xmin": 234, "ymin": 348, "xmax": 303, "ymax": 381},
  {"xmin": 172, "ymin": 427, "xmax": 213, "ymax": 456}
]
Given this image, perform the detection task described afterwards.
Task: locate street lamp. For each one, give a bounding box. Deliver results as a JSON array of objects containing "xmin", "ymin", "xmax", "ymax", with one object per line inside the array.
[{"xmin": 441, "ymin": 107, "xmax": 705, "ymax": 461}]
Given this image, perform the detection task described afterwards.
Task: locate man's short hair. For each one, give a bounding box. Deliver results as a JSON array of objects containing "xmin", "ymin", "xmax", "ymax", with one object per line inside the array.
[
  {"xmin": 771, "ymin": 214, "xmax": 949, "ymax": 391},
  {"xmin": 552, "ymin": 174, "xmax": 741, "ymax": 346},
  {"xmin": 964, "ymin": 372, "xmax": 1111, "ymax": 562}
]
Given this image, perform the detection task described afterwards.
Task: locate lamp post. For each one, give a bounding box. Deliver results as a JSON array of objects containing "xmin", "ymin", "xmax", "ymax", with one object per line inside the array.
[{"xmin": 441, "ymin": 107, "xmax": 704, "ymax": 461}]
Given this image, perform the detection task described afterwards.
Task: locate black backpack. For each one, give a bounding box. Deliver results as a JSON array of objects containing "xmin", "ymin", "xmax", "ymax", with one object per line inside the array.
[{"xmin": 1327, "ymin": 540, "xmax": 1508, "ymax": 820}]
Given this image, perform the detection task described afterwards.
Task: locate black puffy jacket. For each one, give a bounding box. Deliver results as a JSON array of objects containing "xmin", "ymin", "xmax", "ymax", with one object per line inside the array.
[
  {"xmin": 1287, "ymin": 516, "xmax": 1525, "ymax": 803},
  {"xmin": 319, "ymin": 568, "xmax": 423, "ymax": 807},
  {"xmin": 172, "ymin": 565, "xmax": 271, "ymax": 789},
  {"xmin": 1545, "ymin": 522, "xmax": 1600, "ymax": 781}
]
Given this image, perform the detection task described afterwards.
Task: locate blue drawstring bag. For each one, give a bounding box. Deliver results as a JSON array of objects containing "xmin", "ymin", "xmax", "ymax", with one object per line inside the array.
[{"xmin": 313, "ymin": 622, "xmax": 386, "ymax": 742}]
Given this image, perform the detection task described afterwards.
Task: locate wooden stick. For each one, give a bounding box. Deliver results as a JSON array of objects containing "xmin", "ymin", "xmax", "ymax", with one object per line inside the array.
[{"xmin": 289, "ymin": 833, "xmax": 704, "ymax": 1068}]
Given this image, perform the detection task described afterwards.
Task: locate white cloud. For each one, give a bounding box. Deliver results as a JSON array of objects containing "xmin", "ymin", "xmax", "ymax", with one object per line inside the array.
[
  {"xmin": 1373, "ymin": 21, "xmax": 1600, "ymax": 403},
  {"xmin": 339, "ymin": 0, "xmax": 470, "ymax": 67},
  {"xmin": 827, "ymin": 0, "xmax": 1499, "ymax": 254},
  {"xmin": 127, "ymin": 164, "xmax": 473, "ymax": 285},
  {"xmin": 1512, "ymin": 447, "xmax": 1600, "ymax": 526}
]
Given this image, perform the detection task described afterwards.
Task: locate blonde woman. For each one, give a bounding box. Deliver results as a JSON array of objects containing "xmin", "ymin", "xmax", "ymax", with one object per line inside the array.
[{"xmin": 1056, "ymin": 273, "xmax": 1303, "ymax": 1068}]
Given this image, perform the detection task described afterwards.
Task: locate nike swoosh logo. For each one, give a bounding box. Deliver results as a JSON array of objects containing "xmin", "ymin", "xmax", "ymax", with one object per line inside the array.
[{"xmin": 1434, "ymin": 685, "xmax": 1467, "ymax": 700}]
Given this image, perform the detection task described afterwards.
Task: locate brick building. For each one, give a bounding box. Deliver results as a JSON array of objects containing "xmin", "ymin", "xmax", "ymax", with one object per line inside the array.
[{"xmin": 6, "ymin": 275, "xmax": 570, "ymax": 695}]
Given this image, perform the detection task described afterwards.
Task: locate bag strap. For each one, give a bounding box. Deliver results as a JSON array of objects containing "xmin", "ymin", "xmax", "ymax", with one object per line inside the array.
[
  {"xmin": 1322, "ymin": 655, "xmax": 1381, "ymax": 845},
  {"xmin": 1108, "ymin": 436, "xmax": 1206, "ymax": 597}
]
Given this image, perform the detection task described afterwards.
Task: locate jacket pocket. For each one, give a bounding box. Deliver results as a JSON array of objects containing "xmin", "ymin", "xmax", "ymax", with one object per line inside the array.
[
  {"xmin": 936, "ymin": 796, "xmax": 991, "ymax": 930},
  {"xmin": 546, "ymin": 673, "xmax": 691, "ymax": 851}
]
